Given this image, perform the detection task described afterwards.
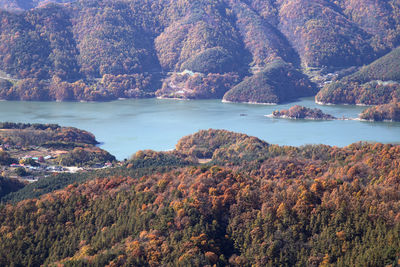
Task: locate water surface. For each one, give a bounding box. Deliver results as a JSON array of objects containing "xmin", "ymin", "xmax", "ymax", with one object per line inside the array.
[{"xmin": 1, "ymin": 98, "xmax": 399, "ymax": 160}]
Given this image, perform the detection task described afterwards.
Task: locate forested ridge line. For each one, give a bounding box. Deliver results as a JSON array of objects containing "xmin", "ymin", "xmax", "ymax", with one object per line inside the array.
[{"xmin": 0, "ymin": 129, "xmax": 399, "ymax": 266}]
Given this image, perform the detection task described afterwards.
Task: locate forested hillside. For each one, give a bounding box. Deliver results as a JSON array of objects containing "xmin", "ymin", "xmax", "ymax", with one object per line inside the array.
[
  {"xmin": 360, "ymin": 101, "xmax": 400, "ymax": 122},
  {"xmin": 0, "ymin": 129, "xmax": 399, "ymax": 266},
  {"xmin": 316, "ymin": 47, "xmax": 400, "ymax": 105},
  {"xmin": 222, "ymin": 60, "xmax": 316, "ymax": 104},
  {"xmin": 0, "ymin": 0, "xmax": 399, "ymax": 102}
]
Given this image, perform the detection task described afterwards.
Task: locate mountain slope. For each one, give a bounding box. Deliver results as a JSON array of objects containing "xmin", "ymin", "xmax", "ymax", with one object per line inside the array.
[
  {"xmin": 277, "ymin": 0, "xmax": 374, "ymax": 67},
  {"xmin": 316, "ymin": 47, "xmax": 400, "ymax": 104},
  {"xmin": 0, "ymin": 0, "xmax": 399, "ymax": 102}
]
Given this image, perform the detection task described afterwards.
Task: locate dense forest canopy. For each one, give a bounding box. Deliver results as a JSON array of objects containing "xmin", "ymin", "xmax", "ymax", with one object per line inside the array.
[
  {"xmin": 0, "ymin": 129, "xmax": 399, "ymax": 266},
  {"xmin": 0, "ymin": 0, "xmax": 399, "ymax": 102}
]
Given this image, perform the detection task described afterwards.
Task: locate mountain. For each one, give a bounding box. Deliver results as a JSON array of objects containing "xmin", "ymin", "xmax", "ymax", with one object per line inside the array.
[
  {"xmin": 0, "ymin": 0, "xmax": 399, "ymax": 102},
  {"xmin": 0, "ymin": 129, "xmax": 399, "ymax": 266}
]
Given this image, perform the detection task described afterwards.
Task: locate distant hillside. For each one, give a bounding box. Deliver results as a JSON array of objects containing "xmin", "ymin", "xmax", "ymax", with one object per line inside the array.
[
  {"xmin": 222, "ymin": 60, "xmax": 316, "ymax": 104},
  {"xmin": 0, "ymin": 122, "xmax": 98, "ymax": 146},
  {"xmin": 316, "ymin": 47, "xmax": 400, "ymax": 105},
  {"xmin": 0, "ymin": 0, "xmax": 399, "ymax": 102},
  {"xmin": 348, "ymin": 47, "xmax": 400, "ymax": 83}
]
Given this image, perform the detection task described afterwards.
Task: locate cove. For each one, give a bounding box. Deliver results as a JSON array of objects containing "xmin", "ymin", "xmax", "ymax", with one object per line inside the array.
[{"xmin": 0, "ymin": 98, "xmax": 399, "ymax": 160}]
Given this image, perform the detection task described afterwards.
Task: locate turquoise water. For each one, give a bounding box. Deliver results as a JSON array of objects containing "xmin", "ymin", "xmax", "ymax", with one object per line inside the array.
[{"xmin": 1, "ymin": 98, "xmax": 399, "ymax": 160}]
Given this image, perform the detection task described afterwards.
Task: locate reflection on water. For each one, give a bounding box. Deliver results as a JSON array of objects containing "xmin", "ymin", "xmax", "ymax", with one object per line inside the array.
[{"xmin": 0, "ymin": 98, "xmax": 399, "ymax": 160}]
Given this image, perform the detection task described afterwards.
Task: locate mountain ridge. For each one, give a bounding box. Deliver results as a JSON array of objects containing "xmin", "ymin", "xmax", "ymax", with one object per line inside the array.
[{"xmin": 0, "ymin": 0, "xmax": 399, "ymax": 102}]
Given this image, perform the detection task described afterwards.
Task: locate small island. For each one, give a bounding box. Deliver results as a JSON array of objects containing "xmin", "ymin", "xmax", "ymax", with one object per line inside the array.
[
  {"xmin": 271, "ymin": 105, "xmax": 337, "ymax": 120},
  {"xmin": 360, "ymin": 102, "xmax": 400, "ymax": 121}
]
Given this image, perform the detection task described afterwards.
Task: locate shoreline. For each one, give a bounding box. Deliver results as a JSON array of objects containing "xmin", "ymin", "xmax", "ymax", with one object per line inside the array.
[
  {"xmin": 0, "ymin": 96, "xmax": 381, "ymax": 107},
  {"xmin": 315, "ymin": 100, "xmax": 373, "ymax": 107}
]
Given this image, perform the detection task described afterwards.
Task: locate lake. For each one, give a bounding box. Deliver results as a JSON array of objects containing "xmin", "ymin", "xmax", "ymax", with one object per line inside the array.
[{"xmin": 1, "ymin": 98, "xmax": 399, "ymax": 160}]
